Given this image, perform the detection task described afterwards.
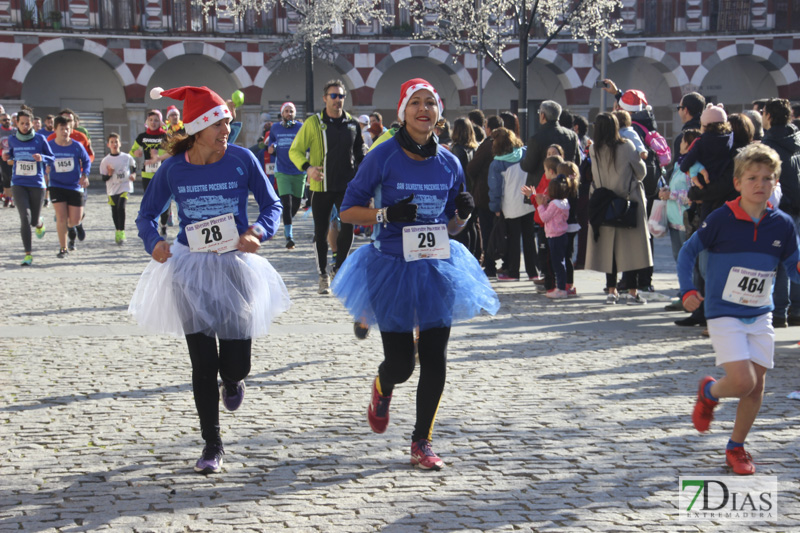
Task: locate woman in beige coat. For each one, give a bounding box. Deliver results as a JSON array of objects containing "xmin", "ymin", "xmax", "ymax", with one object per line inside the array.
[{"xmin": 586, "ymin": 113, "xmax": 651, "ymax": 304}]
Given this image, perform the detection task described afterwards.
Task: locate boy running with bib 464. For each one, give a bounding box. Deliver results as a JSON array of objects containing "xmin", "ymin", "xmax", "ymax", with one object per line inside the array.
[{"xmin": 678, "ymin": 143, "xmax": 800, "ymax": 475}]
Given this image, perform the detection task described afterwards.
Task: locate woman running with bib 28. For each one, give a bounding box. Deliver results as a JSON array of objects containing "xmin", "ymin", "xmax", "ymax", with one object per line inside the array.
[{"xmin": 129, "ymin": 86, "xmax": 291, "ymax": 475}]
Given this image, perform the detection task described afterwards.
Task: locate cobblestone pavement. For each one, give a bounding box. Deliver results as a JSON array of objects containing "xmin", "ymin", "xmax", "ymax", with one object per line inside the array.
[{"xmin": 1, "ymin": 187, "xmax": 799, "ymax": 532}]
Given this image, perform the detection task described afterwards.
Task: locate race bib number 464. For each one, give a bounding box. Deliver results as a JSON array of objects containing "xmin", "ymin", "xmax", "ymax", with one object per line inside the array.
[
  {"xmin": 402, "ymin": 224, "xmax": 449, "ymax": 262},
  {"xmin": 722, "ymin": 266, "xmax": 775, "ymax": 307},
  {"xmin": 185, "ymin": 213, "xmax": 239, "ymax": 254}
]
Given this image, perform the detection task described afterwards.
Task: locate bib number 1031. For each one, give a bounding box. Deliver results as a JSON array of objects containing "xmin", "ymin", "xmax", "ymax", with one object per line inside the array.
[{"xmin": 402, "ymin": 224, "xmax": 449, "ymax": 262}]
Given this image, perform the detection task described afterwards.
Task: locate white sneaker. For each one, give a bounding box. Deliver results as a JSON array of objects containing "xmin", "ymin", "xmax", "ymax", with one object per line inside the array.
[
  {"xmin": 605, "ymin": 293, "xmax": 618, "ymax": 305},
  {"xmin": 318, "ymin": 275, "xmax": 330, "ymax": 295},
  {"xmin": 546, "ymin": 288, "xmax": 568, "ymax": 299}
]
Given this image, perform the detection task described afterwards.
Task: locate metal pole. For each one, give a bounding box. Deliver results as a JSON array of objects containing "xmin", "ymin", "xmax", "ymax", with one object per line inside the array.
[
  {"xmin": 599, "ymin": 38, "xmax": 608, "ymax": 112},
  {"xmin": 477, "ymin": 51, "xmax": 483, "ymax": 109}
]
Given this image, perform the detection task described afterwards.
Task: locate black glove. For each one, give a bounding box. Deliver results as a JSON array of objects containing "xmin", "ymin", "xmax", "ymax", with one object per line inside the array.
[
  {"xmin": 386, "ymin": 195, "xmax": 417, "ymax": 222},
  {"xmin": 454, "ymin": 183, "xmax": 474, "ymax": 219}
]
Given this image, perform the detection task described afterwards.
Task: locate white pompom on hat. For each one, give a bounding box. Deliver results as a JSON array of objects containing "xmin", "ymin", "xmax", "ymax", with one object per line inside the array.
[
  {"xmin": 150, "ymin": 86, "xmax": 230, "ymax": 135},
  {"xmin": 397, "ymin": 78, "xmax": 443, "ymax": 122},
  {"xmin": 701, "ymin": 103, "xmax": 727, "ymax": 126},
  {"xmin": 619, "ymin": 90, "xmax": 650, "ymax": 112}
]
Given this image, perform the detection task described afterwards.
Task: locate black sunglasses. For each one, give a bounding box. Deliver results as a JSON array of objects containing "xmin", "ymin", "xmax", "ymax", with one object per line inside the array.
[
  {"xmin": 327, "ymin": 93, "xmax": 346, "ymax": 100},
  {"xmin": 676, "ymin": 105, "xmax": 685, "ymax": 111}
]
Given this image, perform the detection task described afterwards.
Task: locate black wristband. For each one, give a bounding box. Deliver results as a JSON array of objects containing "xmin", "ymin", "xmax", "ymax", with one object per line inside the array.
[{"xmin": 302, "ymin": 162, "xmax": 310, "ymax": 171}]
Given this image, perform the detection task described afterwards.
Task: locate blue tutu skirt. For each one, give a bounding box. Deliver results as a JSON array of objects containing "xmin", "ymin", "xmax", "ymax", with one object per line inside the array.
[
  {"xmin": 129, "ymin": 242, "xmax": 291, "ymax": 339},
  {"xmin": 332, "ymin": 240, "xmax": 499, "ymax": 332}
]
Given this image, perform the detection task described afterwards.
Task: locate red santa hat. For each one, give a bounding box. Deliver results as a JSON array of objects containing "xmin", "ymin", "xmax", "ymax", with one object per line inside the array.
[
  {"xmin": 619, "ymin": 90, "xmax": 649, "ymax": 112},
  {"xmin": 280, "ymin": 102, "xmax": 295, "ymax": 114},
  {"xmin": 165, "ymin": 105, "xmax": 180, "ymax": 118},
  {"xmin": 397, "ymin": 78, "xmax": 443, "ymax": 121},
  {"xmin": 149, "ymin": 86, "xmax": 230, "ymax": 135}
]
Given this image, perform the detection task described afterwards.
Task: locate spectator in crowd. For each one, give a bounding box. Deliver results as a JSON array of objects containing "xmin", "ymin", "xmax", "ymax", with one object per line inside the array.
[
  {"xmin": 520, "ymin": 100, "xmax": 580, "ymax": 187},
  {"xmin": 762, "ymin": 98, "xmax": 800, "ymax": 327},
  {"xmin": 586, "ymin": 112, "xmax": 650, "ymax": 305},
  {"xmin": 742, "ymin": 109, "xmax": 764, "ymax": 141}
]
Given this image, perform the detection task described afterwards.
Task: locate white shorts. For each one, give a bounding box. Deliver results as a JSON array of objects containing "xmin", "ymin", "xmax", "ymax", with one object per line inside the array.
[{"xmin": 706, "ymin": 314, "xmax": 774, "ymax": 369}]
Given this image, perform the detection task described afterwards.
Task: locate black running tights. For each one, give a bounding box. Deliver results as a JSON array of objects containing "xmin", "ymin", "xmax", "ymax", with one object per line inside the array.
[
  {"xmin": 110, "ymin": 194, "xmax": 127, "ymax": 231},
  {"xmin": 378, "ymin": 327, "xmax": 450, "ymax": 443},
  {"xmin": 185, "ymin": 333, "xmax": 252, "ymax": 445},
  {"xmin": 281, "ymin": 194, "xmax": 302, "ymax": 226}
]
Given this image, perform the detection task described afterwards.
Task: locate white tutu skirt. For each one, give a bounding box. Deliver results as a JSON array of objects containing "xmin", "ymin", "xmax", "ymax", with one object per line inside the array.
[
  {"xmin": 128, "ymin": 242, "xmax": 291, "ymax": 339},
  {"xmin": 331, "ymin": 240, "xmax": 500, "ymax": 332}
]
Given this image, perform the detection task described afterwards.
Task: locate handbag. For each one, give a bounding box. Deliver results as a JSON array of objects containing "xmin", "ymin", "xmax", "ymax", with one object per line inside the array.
[{"xmin": 596, "ymin": 168, "xmax": 638, "ymax": 229}]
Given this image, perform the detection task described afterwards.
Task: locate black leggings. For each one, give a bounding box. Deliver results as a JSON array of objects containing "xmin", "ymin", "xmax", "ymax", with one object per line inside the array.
[
  {"xmin": 378, "ymin": 327, "xmax": 450, "ymax": 443},
  {"xmin": 110, "ymin": 194, "xmax": 127, "ymax": 231},
  {"xmin": 12, "ymin": 185, "xmax": 45, "ymax": 253},
  {"xmin": 185, "ymin": 333, "xmax": 252, "ymax": 446},
  {"xmin": 281, "ymin": 194, "xmax": 302, "ymax": 226},
  {"xmin": 311, "ymin": 191, "xmax": 353, "ymax": 275}
]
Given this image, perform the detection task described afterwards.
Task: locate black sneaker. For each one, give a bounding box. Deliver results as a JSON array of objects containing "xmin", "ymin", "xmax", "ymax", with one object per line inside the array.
[
  {"xmin": 57, "ymin": 249, "xmax": 69, "ymax": 259},
  {"xmin": 75, "ymin": 224, "xmax": 86, "ymax": 241},
  {"xmin": 285, "ymin": 239, "xmax": 295, "ymax": 250},
  {"xmin": 219, "ymin": 381, "xmax": 245, "ymax": 412},
  {"xmin": 194, "ymin": 444, "xmax": 224, "ymax": 474},
  {"xmin": 354, "ymin": 321, "xmax": 370, "ymax": 340},
  {"xmin": 68, "ymin": 239, "xmax": 76, "ymax": 251}
]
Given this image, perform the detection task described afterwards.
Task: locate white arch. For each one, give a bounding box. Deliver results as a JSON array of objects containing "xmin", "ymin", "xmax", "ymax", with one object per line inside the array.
[
  {"xmin": 12, "ymin": 38, "xmax": 134, "ymax": 87},
  {"xmin": 482, "ymin": 47, "xmax": 582, "ymax": 90},
  {"xmin": 364, "ymin": 45, "xmax": 473, "ymax": 92}
]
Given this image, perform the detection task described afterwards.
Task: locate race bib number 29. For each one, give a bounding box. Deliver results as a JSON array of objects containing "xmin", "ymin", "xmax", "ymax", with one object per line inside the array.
[
  {"xmin": 185, "ymin": 213, "xmax": 239, "ymax": 254},
  {"xmin": 402, "ymin": 224, "xmax": 450, "ymax": 262},
  {"xmin": 722, "ymin": 266, "xmax": 775, "ymax": 307}
]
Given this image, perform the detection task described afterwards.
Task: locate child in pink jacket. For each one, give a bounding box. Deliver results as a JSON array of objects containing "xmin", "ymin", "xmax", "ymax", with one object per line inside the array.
[{"xmin": 536, "ymin": 175, "xmax": 577, "ymax": 299}]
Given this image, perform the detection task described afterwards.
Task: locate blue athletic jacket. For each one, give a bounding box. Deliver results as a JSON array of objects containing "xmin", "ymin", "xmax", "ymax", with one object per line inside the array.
[{"xmin": 677, "ymin": 197, "xmax": 800, "ymax": 319}]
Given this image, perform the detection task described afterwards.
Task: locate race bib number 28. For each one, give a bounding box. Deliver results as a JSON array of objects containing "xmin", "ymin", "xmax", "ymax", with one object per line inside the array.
[
  {"xmin": 722, "ymin": 266, "xmax": 775, "ymax": 307},
  {"xmin": 402, "ymin": 224, "xmax": 450, "ymax": 262},
  {"xmin": 185, "ymin": 213, "xmax": 239, "ymax": 254}
]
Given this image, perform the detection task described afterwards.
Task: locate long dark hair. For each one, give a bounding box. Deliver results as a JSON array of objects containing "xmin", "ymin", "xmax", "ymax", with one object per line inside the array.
[
  {"xmin": 165, "ymin": 133, "xmax": 192, "ymax": 155},
  {"xmin": 592, "ymin": 113, "xmax": 624, "ymax": 168}
]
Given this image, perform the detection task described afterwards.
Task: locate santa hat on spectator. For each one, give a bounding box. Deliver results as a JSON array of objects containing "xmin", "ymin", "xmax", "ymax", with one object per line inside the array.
[
  {"xmin": 165, "ymin": 105, "xmax": 180, "ymax": 118},
  {"xmin": 701, "ymin": 103, "xmax": 727, "ymax": 126},
  {"xmin": 619, "ymin": 90, "xmax": 650, "ymax": 112},
  {"xmin": 280, "ymin": 102, "xmax": 295, "ymax": 114},
  {"xmin": 149, "ymin": 86, "xmax": 230, "ymax": 135},
  {"xmin": 397, "ymin": 78, "xmax": 444, "ymax": 121}
]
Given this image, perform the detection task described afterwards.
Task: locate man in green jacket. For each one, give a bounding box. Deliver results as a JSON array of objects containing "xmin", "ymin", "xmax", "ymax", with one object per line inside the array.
[{"xmin": 289, "ymin": 79, "xmax": 365, "ymax": 294}]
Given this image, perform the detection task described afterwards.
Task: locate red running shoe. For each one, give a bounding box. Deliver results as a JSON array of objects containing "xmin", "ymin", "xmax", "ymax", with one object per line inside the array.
[
  {"xmin": 367, "ymin": 377, "xmax": 391, "ymax": 433},
  {"xmin": 693, "ymin": 376, "xmax": 718, "ymax": 433},
  {"xmin": 726, "ymin": 447, "xmax": 756, "ymax": 475},
  {"xmin": 411, "ymin": 439, "xmax": 445, "ymax": 470}
]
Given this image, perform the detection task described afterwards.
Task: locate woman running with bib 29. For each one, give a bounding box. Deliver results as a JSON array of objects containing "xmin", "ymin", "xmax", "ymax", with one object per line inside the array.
[{"xmin": 332, "ymin": 79, "xmax": 499, "ymax": 470}]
